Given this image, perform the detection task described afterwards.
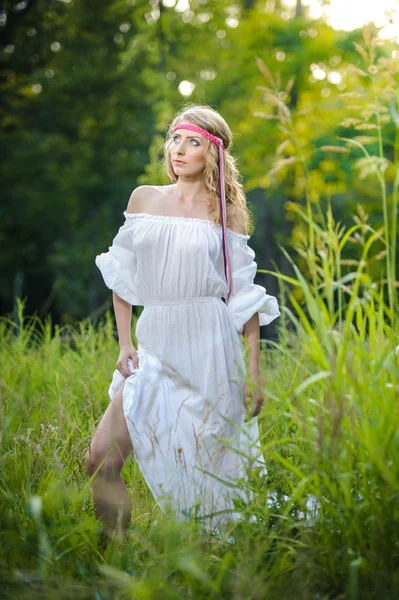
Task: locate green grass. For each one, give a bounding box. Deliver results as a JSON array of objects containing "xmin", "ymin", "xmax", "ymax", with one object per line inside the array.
[
  {"xmin": 2, "ymin": 27, "xmax": 399, "ymax": 600},
  {"xmin": 1, "ymin": 280, "xmax": 399, "ymax": 599}
]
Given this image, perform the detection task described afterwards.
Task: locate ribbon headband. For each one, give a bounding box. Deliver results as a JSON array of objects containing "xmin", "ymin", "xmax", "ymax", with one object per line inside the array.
[{"xmin": 172, "ymin": 122, "xmax": 233, "ymax": 303}]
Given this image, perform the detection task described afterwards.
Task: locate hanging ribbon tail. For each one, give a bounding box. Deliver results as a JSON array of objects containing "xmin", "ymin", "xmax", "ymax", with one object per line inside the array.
[{"xmin": 219, "ymin": 144, "xmax": 233, "ymax": 303}]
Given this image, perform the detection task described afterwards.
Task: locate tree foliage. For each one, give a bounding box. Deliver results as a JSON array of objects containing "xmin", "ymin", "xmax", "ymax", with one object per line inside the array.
[{"xmin": 1, "ymin": 0, "xmax": 398, "ymax": 322}]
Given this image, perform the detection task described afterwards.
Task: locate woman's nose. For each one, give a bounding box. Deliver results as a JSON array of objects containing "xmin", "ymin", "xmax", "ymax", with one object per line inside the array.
[{"xmin": 176, "ymin": 140, "xmax": 186, "ymax": 152}]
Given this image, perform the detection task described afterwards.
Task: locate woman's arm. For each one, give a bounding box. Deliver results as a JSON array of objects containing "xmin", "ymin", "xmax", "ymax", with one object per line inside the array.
[
  {"xmin": 243, "ymin": 311, "xmax": 260, "ymax": 378},
  {"xmin": 243, "ymin": 312, "xmax": 264, "ymax": 417},
  {"xmin": 113, "ymin": 292, "xmax": 139, "ymax": 376},
  {"xmin": 113, "ymin": 292, "xmax": 133, "ymax": 347}
]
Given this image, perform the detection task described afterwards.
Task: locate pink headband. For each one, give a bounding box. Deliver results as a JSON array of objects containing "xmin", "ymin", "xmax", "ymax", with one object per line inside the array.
[{"xmin": 172, "ymin": 122, "xmax": 233, "ymax": 303}]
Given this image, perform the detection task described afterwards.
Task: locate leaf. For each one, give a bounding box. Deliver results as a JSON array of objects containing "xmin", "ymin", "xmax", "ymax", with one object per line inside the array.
[
  {"xmin": 339, "ymin": 118, "xmax": 362, "ymax": 127},
  {"xmin": 354, "ymin": 123, "xmax": 379, "ymax": 130},
  {"xmin": 174, "ymin": 555, "xmax": 218, "ymax": 592},
  {"xmin": 257, "ymin": 85, "xmax": 273, "ymax": 94},
  {"xmin": 389, "ymin": 100, "xmax": 399, "ymax": 126},
  {"xmin": 98, "ymin": 565, "xmax": 132, "ymax": 589},
  {"xmin": 368, "ymin": 102, "xmax": 389, "ymax": 113},
  {"xmin": 352, "ymin": 136, "xmax": 378, "ymax": 145},
  {"xmin": 338, "ymin": 224, "xmax": 364, "ymax": 252},
  {"xmin": 263, "ymin": 91, "xmax": 291, "ymax": 118},
  {"xmin": 253, "ymin": 111, "xmax": 279, "ymax": 120},
  {"xmin": 267, "ymin": 156, "xmax": 297, "ymax": 177},
  {"xmin": 370, "ymin": 38, "xmax": 376, "ymax": 63},
  {"xmin": 354, "ymin": 156, "xmax": 388, "ymax": 179},
  {"xmin": 348, "ymin": 65, "xmax": 369, "ymax": 78},
  {"xmin": 276, "ymin": 139, "xmax": 291, "ymax": 154},
  {"xmin": 363, "ymin": 24, "xmax": 371, "ymax": 48},
  {"xmin": 353, "ymin": 42, "xmax": 369, "ymax": 64},
  {"xmin": 293, "ymin": 371, "xmax": 332, "ymax": 398},
  {"xmin": 320, "ymin": 145, "xmax": 349, "ymax": 154},
  {"xmin": 361, "ymin": 110, "xmax": 373, "ymax": 121},
  {"xmin": 340, "ymin": 259, "xmax": 360, "ymax": 266},
  {"xmin": 285, "ymin": 76, "xmax": 295, "ymax": 95},
  {"xmin": 256, "ymin": 56, "xmax": 275, "ymax": 87},
  {"xmin": 331, "ymin": 272, "xmax": 363, "ymax": 288},
  {"xmin": 340, "ymin": 92, "xmax": 363, "ymax": 98},
  {"xmin": 257, "ymin": 270, "xmax": 300, "ymax": 287}
]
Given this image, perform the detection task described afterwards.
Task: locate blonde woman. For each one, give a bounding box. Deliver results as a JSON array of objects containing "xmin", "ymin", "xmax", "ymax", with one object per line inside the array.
[{"xmin": 87, "ymin": 104, "xmax": 280, "ymax": 540}]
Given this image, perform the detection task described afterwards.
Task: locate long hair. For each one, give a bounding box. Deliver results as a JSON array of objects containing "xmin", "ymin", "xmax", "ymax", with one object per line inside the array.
[{"xmin": 163, "ymin": 104, "xmax": 253, "ymax": 235}]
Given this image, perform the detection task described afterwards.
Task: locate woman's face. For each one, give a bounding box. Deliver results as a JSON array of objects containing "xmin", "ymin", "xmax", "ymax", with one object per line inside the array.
[{"xmin": 170, "ymin": 128, "xmax": 210, "ymax": 178}]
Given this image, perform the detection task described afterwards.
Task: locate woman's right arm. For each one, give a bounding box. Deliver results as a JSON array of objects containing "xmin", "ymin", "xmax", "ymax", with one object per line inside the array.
[
  {"xmin": 109, "ymin": 187, "xmax": 147, "ymax": 376},
  {"xmin": 113, "ymin": 291, "xmax": 139, "ymax": 377}
]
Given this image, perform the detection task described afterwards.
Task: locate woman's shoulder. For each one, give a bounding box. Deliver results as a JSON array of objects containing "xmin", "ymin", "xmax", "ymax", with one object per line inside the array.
[
  {"xmin": 126, "ymin": 185, "xmax": 174, "ymax": 215},
  {"xmin": 126, "ymin": 185, "xmax": 155, "ymax": 214},
  {"xmin": 125, "ymin": 186, "xmax": 249, "ymax": 237}
]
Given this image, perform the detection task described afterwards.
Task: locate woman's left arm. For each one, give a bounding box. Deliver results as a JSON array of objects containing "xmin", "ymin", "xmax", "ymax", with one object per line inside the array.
[{"xmin": 242, "ymin": 312, "xmax": 265, "ymax": 418}]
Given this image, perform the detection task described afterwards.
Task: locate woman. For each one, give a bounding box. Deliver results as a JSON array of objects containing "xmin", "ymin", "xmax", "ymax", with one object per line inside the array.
[{"xmin": 86, "ymin": 104, "xmax": 280, "ymax": 540}]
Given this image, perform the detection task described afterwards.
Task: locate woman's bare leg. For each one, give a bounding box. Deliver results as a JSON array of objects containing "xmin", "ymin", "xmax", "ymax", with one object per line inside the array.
[{"xmin": 85, "ymin": 383, "xmax": 133, "ymax": 540}]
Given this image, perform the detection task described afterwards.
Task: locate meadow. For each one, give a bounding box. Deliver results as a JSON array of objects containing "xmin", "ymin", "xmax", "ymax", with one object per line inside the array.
[
  {"xmin": 2, "ymin": 24, "xmax": 399, "ymax": 600},
  {"xmin": 1, "ymin": 200, "xmax": 399, "ymax": 599}
]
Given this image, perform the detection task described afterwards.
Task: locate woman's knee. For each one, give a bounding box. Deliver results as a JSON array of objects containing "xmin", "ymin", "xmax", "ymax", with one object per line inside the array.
[
  {"xmin": 85, "ymin": 443, "xmax": 125, "ymax": 478},
  {"xmin": 85, "ymin": 446, "xmax": 97, "ymax": 477},
  {"xmin": 85, "ymin": 382, "xmax": 131, "ymax": 478},
  {"xmin": 85, "ymin": 444, "xmax": 103, "ymax": 477}
]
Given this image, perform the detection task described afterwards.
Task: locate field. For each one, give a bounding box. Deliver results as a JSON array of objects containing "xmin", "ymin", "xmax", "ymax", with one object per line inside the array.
[
  {"xmin": 2, "ymin": 21, "xmax": 399, "ymax": 599},
  {"xmin": 2, "ymin": 260, "xmax": 399, "ymax": 600}
]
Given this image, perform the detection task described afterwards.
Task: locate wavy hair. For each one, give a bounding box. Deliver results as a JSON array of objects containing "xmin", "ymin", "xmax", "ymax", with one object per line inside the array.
[{"xmin": 163, "ymin": 104, "xmax": 253, "ymax": 234}]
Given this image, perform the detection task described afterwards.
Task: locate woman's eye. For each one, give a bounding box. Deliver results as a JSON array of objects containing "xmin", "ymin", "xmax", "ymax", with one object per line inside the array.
[{"xmin": 173, "ymin": 135, "xmax": 199, "ymax": 146}]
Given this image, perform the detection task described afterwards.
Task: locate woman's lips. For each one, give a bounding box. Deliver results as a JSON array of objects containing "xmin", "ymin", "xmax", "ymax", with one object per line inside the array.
[{"xmin": 174, "ymin": 160, "xmax": 186, "ymax": 164}]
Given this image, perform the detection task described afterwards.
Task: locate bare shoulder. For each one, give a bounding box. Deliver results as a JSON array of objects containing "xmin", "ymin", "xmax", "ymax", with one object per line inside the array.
[
  {"xmin": 126, "ymin": 185, "xmax": 157, "ymax": 214},
  {"xmin": 227, "ymin": 204, "xmax": 247, "ymax": 235}
]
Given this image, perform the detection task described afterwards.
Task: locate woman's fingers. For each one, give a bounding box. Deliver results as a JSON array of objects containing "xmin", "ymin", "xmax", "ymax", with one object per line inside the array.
[
  {"xmin": 127, "ymin": 350, "xmax": 139, "ymax": 372},
  {"xmin": 116, "ymin": 360, "xmax": 131, "ymax": 378},
  {"xmin": 252, "ymin": 401, "xmax": 262, "ymax": 418},
  {"xmin": 252, "ymin": 390, "xmax": 265, "ymax": 418},
  {"xmin": 117, "ymin": 347, "xmax": 139, "ymax": 377},
  {"xmin": 243, "ymin": 383, "xmax": 265, "ymax": 419},
  {"xmin": 131, "ymin": 349, "xmax": 139, "ymax": 369}
]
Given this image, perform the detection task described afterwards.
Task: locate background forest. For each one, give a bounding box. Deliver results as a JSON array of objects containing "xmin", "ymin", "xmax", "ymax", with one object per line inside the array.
[{"xmin": 2, "ymin": 0, "xmax": 398, "ymax": 325}]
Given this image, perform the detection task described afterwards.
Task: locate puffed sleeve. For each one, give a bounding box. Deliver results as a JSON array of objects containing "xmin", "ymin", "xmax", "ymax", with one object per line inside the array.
[
  {"xmin": 95, "ymin": 212, "xmax": 142, "ymax": 306},
  {"xmin": 226, "ymin": 233, "xmax": 280, "ymax": 334}
]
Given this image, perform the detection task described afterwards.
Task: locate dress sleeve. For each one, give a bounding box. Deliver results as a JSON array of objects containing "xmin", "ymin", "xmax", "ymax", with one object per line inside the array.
[
  {"xmin": 226, "ymin": 233, "xmax": 280, "ymax": 334},
  {"xmin": 95, "ymin": 212, "xmax": 142, "ymax": 306}
]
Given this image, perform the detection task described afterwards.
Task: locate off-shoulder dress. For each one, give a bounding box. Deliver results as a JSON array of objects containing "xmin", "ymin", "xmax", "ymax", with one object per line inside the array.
[{"xmin": 95, "ymin": 212, "xmax": 280, "ymax": 532}]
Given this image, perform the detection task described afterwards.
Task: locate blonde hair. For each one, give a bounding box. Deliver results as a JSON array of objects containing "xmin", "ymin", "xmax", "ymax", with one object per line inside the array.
[{"xmin": 163, "ymin": 104, "xmax": 253, "ymax": 234}]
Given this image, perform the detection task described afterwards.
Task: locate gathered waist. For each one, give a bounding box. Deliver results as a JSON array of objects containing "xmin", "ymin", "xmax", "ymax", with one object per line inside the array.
[{"xmin": 143, "ymin": 295, "xmax": 224, "ymax": 308}]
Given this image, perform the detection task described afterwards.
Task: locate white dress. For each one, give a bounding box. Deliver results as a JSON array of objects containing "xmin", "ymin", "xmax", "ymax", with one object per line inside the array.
[{"xmin": 95, "ymin": 211, "xmax": 280, "ymax": 533}]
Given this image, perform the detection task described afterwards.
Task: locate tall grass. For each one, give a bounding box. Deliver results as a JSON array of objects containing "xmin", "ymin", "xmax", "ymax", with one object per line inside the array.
[{"xmin": 2, "ymin": 26, "xmax": 399, "ymax": 600}]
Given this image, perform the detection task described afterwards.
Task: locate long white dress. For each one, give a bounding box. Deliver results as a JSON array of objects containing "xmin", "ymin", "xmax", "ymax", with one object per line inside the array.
[{"xmin": 95, "ymin": 211, "xmax": 280, "ymax": 533}]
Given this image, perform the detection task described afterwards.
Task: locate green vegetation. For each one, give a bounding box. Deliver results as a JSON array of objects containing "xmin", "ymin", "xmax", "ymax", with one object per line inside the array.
[
  {"xmin": 2, "ymin": 73, "xmax": 399, "ymax": 590},
  {"xmin": 2, "ymin": 2, "xmax": 399, "ymax": 598},
  {"xmin": 2, "ymin": 190, "xmax": 399, "ymax": 597}
]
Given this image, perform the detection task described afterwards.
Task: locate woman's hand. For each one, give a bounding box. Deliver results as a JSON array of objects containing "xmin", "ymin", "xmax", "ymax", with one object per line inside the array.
[
  {"xmin": 243, "ymin": 379, "xmax": 265, "ymax": 419},
  {"xmin": 116, "ymin": 344, "xmax": 139, "ymax": 377}
]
